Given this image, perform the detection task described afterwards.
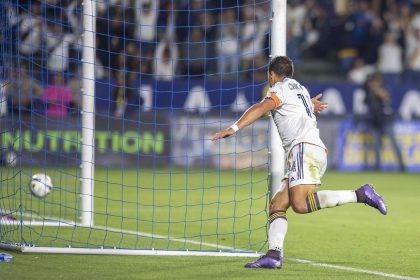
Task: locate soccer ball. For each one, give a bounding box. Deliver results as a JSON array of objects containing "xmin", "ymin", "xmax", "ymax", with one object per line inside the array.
[{"xmin": 30, "ymin": 174, "xmax": 53, "ymax": 198}]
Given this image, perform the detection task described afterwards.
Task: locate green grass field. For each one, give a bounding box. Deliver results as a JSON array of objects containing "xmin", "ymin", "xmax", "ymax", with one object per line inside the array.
[{"xmin": 1, "ymin": 169, "xmax": 420, "ymax": 279}]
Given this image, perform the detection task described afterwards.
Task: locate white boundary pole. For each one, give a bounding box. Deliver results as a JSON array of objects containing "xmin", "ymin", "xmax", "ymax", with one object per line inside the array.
[
  {"xmin": 81, "ymin": 0, "xmax": 96, "ymax": 227},
  {"xmin": 269, "ymin": 0, "xmax": 287, "ymax": 199}
]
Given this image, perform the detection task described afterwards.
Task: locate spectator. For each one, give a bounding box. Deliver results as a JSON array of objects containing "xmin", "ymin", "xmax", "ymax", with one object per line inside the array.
[
  {"xmin": 382, "ymin": 3, "xmax": 404, "ymax": 40},
  {"xmin": 348, "ymin": 57, "xmax": 376, "ymax": 84},
  {"xmin": 405, "ymin": 16, "xmax": 420, "ymax": 83},
  {"xmin": 5, "ymin": 63, "xmax": 43, "ymax": 112},
  {"xmin": 43, "ymin": 73, "xmax": 77, "ymax": 117},
  {"xmin": 96, "ymin": 0, "xmax": 108, "ymax": 15},
  {"xmin": 398, "ymin": 2, "xmax": 413, "ymax": 33},
  {"xmin": 45, "ymin": 23, "xmax": 76, "ymax": 73},
  {"xmin": 112, "ymin": 72, "xmax": 140, "ymax": 117},
  {"xmin": 351, "ymin": 0, "xmax": 375, "ymax": 53},
  {"xmin": 66, "ymin": 0, "xmax": 83, "ymax": 44},
  {"xmin": 96, "ymin": 13, "xmax": 109, "ymax": 73},
  {"xmin": 108, "ymin": 5, "xmax": 132, "ymax": 75},
  {"xmin": 377, "ymin": 32, "xmax": 403, "ymax": 84},
  {"xmin": 124, "ymin": 42, "xmax": 142, "ymax": 84},
  {"xmin": 0, "ymin": 80, "xmax": 7, "ymax": 117},
  {"xmin": 19, "ymin": 2, "xmax": 44, "ymax": 69},
  {"xmin": 113, "ymin": 72, "xmax": 128, "ymax": 118},
  {"xmin": 94, "ymin": 55, "xmax": 107, "ymax": 80},
  {"xmin": 181, "ymin": 27, "xmax": 206, "ymax": 76},
  {"xmin": 95, "ymin": 2, "xmax": 134, "ymax": 78},
  {"xmin": 288, "ymin": 0, "xmax": 307, "ymax": 40},
  {"xmin": 141, "ymin": 50, "xmax": 154, "ymax": 77},
  {"xmin": 154, "ymin": 40, "xmax": 179, "ymax": 81},
  {"xmin": 96, "ymin": 0, "xmax": 129, "ymax": 15},
  {"xmin": 217, "ymin": 9, "xmax": 239, "ymax": 78},
  {"xmin": 335, "ymin": 11, "xmax": 359, "ymax": 73},
  {"xmin": 198, "ymin": 10, "xmax": 217, "ymax": 42},
  {"xmin": 198, "ymin": 11, "xmax": 217, "ymax": 73},
  {"xmin": 19, "ymin": 2, "xmax": 43, "ymax": 55},
  {"xmin": 361, "ymin": 17, "xmax": 384, "ymax": 65},
  {"xmin": 1, "ymin": 1, "xmax": 20, "ymax": 77},
  {"xmin": 301, "ymin": 1, "xmax": 332, "ymax": 59},
  {"xmin": 363, "ymin": 73, "xmax": 404, "ymax": 171},
  {"xmin": 134, "ymin": 0, "xmax": 159, "ymax": 51},
  {"xmin": 157, "ymin": 0, "xmax": 177, "ymax": 41},
  {"xmin": 175, "ymin": 0, "xmax": 203, "ymax": 43},
  {"xmin": 5, "ymin": 0, "xmax": 19, "ymax": 24},
  {"xmin": 240, "ymin": 0, "xmax": 270, "ymax": 78},
  {"xmin": 66, "ymin": 0, "xmax": 83, "ymax": 73},
  {"xmin": 286, "ymin": 0, "xmax": 306, "ymax": 65}
]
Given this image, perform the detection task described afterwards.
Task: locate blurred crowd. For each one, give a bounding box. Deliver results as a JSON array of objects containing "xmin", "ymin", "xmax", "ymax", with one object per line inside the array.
[
  {"xmin": 3, "ymin": 0, "xmax": 271, "ymax": 83},
  {"xmin": 1, "ymin": 0, "xmax": 420, "ymax": 117},
  {"xmin": 288, "ymin": 0, "xmax": 420, "ymax": 84}
]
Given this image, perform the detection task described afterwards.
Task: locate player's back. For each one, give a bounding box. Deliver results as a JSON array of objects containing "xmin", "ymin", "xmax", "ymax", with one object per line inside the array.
[{"xmin": 267, "ymin": 78, "xmax": 326, "ymax": 154}]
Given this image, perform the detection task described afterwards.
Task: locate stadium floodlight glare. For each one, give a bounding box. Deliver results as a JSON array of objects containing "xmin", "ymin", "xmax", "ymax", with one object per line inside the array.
[{"xmin": 0, "ymin": 0, "xmax": 286, "ymax": 257}]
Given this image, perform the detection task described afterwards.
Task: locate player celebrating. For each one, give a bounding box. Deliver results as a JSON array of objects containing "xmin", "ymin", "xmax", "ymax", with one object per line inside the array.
[{"xmin": 212, "ymin": 56, "xmax": 387, "ymax": 269}]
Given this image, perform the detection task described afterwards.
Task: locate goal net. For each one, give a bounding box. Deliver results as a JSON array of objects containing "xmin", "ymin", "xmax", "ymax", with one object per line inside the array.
[{"xmin": 0, "ymin": 0, "xmax": 272, "ymax": 256}]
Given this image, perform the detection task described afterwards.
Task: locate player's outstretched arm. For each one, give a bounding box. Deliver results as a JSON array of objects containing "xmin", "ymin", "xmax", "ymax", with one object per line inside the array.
[
  {"xmin": 212, "ymin": 98, "xmax": 276, "ymax": 141},
  {"xmin": 312, "ymin": 93, "xmax": 328, "ymax": 113}
]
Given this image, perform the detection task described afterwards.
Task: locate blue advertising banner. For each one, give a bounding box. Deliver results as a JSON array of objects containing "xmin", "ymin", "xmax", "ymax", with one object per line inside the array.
[
  {"xmin": 336, "ymin": 120, "xmax": 420, "ymax": 172},
  {"xmin": 95, "ymin": 79, "xmax": 420, "ymax": 119}
]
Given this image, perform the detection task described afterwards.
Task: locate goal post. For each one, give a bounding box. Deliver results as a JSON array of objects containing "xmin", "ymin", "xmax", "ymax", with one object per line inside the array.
[
  {"xmin": 269, "ymin": 0, "xmax": 287, "ymax": 199},
  {"xmin": 80, "ymin": 0, "xmax": 96, "ymax": 228},
  {"xmin": 0, "ymin": 0, "xmax": 286, "ymax": 256}
]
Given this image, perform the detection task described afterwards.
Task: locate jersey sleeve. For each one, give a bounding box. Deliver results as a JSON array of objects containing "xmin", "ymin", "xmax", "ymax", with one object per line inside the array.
[{"xmin": 264, "ymin": 85, "xmax": 286, "ymax": 107}]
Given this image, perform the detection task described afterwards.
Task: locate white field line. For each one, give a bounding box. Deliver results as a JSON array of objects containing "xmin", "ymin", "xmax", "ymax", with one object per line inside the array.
[
  {"xmin": 90, "ymin": 223, "xmax": 241, "ymax": 252},
  {"xmin": 288, "ymin": 258, "xmax": 420, "ymax": 280},
  {"xmin": 2, "ymin": 210, "xmax": 419, "ymax": 279}
]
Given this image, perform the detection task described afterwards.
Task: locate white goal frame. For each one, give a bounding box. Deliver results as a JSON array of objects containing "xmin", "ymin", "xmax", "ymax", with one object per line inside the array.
[{"xmin": 0, "ymin": 0, "xmax": 287, "ymax": 257}]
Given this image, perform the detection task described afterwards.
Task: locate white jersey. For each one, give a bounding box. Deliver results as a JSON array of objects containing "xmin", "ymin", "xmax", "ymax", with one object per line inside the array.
[{"xmin": 266, "ymin": 78, "xmax": 326, "ymax": 155}]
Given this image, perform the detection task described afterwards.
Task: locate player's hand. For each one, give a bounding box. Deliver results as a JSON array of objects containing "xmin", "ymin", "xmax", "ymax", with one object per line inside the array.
[
  {"xmin": 312, "ymin": 93, "xmax": 328, "ymax": 113},
  {"xmin": 212, "ymin": 128, "xmax": 236, "ymax": 141}
]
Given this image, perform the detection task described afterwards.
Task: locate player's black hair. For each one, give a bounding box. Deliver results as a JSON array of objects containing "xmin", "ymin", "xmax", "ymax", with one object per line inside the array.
[{"xmin": 268, "ymin": 56, "xmax": 294, "ymax": 78}]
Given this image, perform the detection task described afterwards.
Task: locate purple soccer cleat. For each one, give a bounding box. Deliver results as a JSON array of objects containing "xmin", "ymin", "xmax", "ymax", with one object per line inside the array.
[
  {"xmin": 244, "ymin": 250, "xmax": 282, "ymax": 269},
  {"xmin": 356, "ymin": 184, "xmax": 387, "ymax": 215}
]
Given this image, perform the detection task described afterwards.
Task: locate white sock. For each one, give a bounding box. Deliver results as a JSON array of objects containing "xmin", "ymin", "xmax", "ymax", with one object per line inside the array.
[
  {"xmin": 317, "ymin": 190, "xmax": 357, "ymax": 208},
  {"xmin": 268, "ymin": 217, "xmax": 288, "ymax": 257}
]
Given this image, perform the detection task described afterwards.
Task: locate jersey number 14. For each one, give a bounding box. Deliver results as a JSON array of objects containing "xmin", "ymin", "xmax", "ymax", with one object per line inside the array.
[{"xmin": 297, "ymin": 94, "xmax": 313, "ymax": 118}]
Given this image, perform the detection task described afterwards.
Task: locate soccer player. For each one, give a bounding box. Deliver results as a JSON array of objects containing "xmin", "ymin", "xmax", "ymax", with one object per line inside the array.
[{"xmin": 212, "ymin": 56, "xmax": 387, "ymax": 269}]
